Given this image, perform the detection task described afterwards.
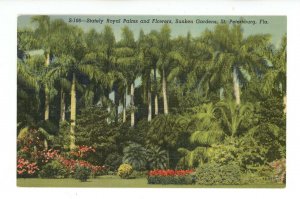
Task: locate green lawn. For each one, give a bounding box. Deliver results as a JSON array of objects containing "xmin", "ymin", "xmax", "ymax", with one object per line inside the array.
[{"xmin": 17, "ymin": 175, "xmax": 285, "ymax": 188}]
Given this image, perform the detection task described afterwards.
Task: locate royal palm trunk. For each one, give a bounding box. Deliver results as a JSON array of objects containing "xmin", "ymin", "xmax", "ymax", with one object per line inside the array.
[
  {"xmin": 233, "ymin": 66, "xmax": 241, "ymax": 106},
  {"xmin": 154, "ymin": 67, "xmax": 158, "ymax": 115},
  {"xmin": 162, "ymin": 68, "xmax": 168, "ymax": 115},
  {"xmin": 44, "ymin": 86, "xmax": 50, "ymax": 121},
  {"xmin": 44, "ymin": 52, "xmax": 50, "ymax": 121},
  {"xmin": 70, "ymin": 72, "xmax": 76, "ymax": 150},
  {"xmin": 148, "ymin": 89, "xmax": 152, "ymax": 122},
  {"xmin": 130, "ymin": 83, "xmax": 135, "ymax": 127},
  {"xmin": 123, "ymin": 87, "xmax": 127, "ymax": 123},
  {"xmin": 60, "ymin": 89, "xmax": 66, "ymax": 122}
]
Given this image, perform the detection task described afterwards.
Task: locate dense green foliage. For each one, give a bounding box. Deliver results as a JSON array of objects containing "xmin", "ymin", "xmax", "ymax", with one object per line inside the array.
[
  {"xmin": 39, "ymin": 160, "xmax": 67, "ymax": 179},
  {"xmin": 196, "ymin": 163, "xmax": 242, "ymax": 185},
  {"xmin": 147, "ymin": 175, "xmax": 194, "ymax": 185},
  {"xmin": 17, "ymin": 15, "xmax": 286, "ymax": 184},
  {"xmin": 74, "ymin": 166, "xmax": 92, "ymax": 182}
]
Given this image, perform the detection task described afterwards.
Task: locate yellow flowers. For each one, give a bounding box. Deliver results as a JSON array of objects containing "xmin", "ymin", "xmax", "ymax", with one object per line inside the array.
[{"xmin": 117, "ymin": 164, "xmax": 133, "ymax": 179}]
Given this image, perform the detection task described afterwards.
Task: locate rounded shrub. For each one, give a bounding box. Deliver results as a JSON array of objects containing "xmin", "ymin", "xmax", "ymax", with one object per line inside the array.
[
  {"xmin": 196, "ymin": 163, "xmax": 241, "ymax": 185},
  {"xmin": 117, "ymin": 163, "xmax": 133, "ymax": 179},
  {"xmin": 74, "ymin": 165, "xmax": 91, "ymax": 182},
  {"xmin": 39, "ymin": 160, "xmax": 67, "ymax": 178}
]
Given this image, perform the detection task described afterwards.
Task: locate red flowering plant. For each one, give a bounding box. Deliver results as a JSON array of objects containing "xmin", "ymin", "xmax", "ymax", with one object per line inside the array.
[
  {"xmin": 58, "ymin": 157, "xmax": 107, "ymax": 177},
  {"xmin": 17, "ymin": 157, "xmax": 39, "ymax": 178},
  {"xmin": 147, "ymin": 169, "xmax": 195, "ymax": 185},
  {"xmin": 69, "ymin": 145, "xmax": 96, "ymax": 159}
]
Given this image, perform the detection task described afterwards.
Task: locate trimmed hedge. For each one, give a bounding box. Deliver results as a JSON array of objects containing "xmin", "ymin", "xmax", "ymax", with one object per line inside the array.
[
  {"xmin": 196, "ymin": 163, "xmax": 241, "ymax": 185},
  {"xmin": 147, "ymin": 175, "xmax": 194, "ymax": 185}
]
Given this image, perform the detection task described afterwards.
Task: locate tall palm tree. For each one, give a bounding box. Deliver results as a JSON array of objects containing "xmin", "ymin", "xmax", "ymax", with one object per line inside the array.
[
  {"xmin": 144, "ymin": 31, "xmax": 160, "ymax": 116},
  {"xmin": 157, "ymin": 25, "xmax": 186, "ymax": 115},
  {"xmin": 261, "ymin": 35, "xmax": 286, "ymax": 113},
  {"xmin": 202, "ymin": 24, "xmax": 272, "ymax": 105},
  {"xmin": 139, "ymin": 30, "xmax": 154, "ymax": 122},
  {"xmin": 115, "ymin": 26, "xmax": 141, "ymax": 127},
  {"xmin": 31, "ymin": 16, "xmax": 53, "ymax": 121},
  {"xmin": 46, "ymin": 23, "xmax": 111, "ymax": 149}
]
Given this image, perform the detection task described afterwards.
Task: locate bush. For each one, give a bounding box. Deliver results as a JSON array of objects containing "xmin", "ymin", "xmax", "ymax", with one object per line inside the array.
[
  {"xmin": 74, "ymin": 165, "xmax": 91, "ymax": 182},
  {"xmin": 105, "ymin": 153, "xmax": 123, "ymax": 171},
  {"xmin": 196, "ymin": 163, "xmax": 241, "ymax": 185},
  {"xmin": 123, "ymin": 142, "xmax": 147, "ymax": 171},
  {"xmin": 147, "ymin": 175, "xmax": 194, "ymax": 185},
  {"xmin": 117, "ymin": 164, "xmax": 133, "ymax": 179},
  {"xmin": 39, "ymin": 160, "xmax": 67, "ymax": 178},
  {"xmin": 130, "ymin": 170, "xmax": 148, "ymax": 178},
  {"xmin": 241, "ymin": 172, "xmax": 268, "ymax": 184}
]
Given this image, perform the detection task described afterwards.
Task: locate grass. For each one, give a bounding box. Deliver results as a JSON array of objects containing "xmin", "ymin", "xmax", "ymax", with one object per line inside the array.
[{"xmin": 17, "ymin": 175, "xmax": 285, "ymax": 188}]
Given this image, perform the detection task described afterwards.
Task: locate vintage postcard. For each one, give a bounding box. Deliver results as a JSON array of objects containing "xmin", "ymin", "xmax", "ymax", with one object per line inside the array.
[{"xmin": 17, "ymin": 15, "xmax": 286, "ymax": 188}]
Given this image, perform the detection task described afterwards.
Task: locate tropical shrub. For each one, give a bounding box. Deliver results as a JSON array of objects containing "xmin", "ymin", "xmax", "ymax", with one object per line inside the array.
[
  {"xmin": 104, "ymin": 153, "xmax": 123, "ymax": 171},
  {"xmin": 146, "ymin": 145, "xmax": 168, "ymax": 169},
  {"xmin": 207, "ymin": 144, "xmax": 238, "ymax": 166},
  {"xmin": 123, "ymin": 142, "xmax": 147, "ymax": 170},
  {"xmin": 39, "ymin": 160, "xmax": 67, "ymax": 178},
  {"xmin": 74, "ymin": 165, "xmax": 91, "ymax": 182},
  {"xmin": 117, "ymin": 163, "xmax": 133, "ymax": 179},
  {"xmin": 196, "ymin": 163, "xmax": 241, "ymax": 185},
  {"xmin": 147, "ymin": 169, "xmax": 195, "ymax": 184}
]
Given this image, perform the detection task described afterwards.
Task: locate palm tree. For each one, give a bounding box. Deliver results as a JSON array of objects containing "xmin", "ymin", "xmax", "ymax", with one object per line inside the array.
[
  {"xmin": 202, "ymin": 24, "xmax": 272, "ymax": 105},
  {"xmin": 138, "ymin": 30, "xmax": 154, "ymax": 122},
  {"xmin": 115, "ymin": 26, "xmax": 141, "ymax": 127},
  {"xmin": 31, "ymin": 16, "xmax": 53, "ymax": 121},
  {"xmin": 178, "ymin": 103, "xmax": 224, "ymax": 167},
  {"xmin": 157, "ymin": 25, "xmax": 186, "ymax": 115},
  {"xmin": 46, "ymin": 23, "xmax": 111, "ymax": 149},
  {"xmin": 143, "ymin": 31, "xmax": 161, "ymax": 116},
  {"xmin": 17, "ymin": 56, "xmax": 41, "ymax": 128},
  {"xmin": 261, "ymin": 35, "xmax": 286, "ymax": 113},
  {"xmin": 123, "ymin": 142, "xmax": 147, "ymax": 170},
  {"xmin": 216, "ymin": 100, "xmax": 253, "ymax": 137},
  {"xmin": 146, "ymin": 145, "xmax": 168, "ymax": 169}
]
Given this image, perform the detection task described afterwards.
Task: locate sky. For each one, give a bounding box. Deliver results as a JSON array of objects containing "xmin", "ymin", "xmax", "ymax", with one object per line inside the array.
[{"xmin": 18, "ymin": 15, "xmax": 286, "ymax": 47}]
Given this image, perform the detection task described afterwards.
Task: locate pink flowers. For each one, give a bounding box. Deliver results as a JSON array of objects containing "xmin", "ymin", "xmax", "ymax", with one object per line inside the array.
[
  {"xmin": 149, "ymin": 169, "xmax": 194, "ymax": 177},
  {"xmin": 17, "ymin": 158, "xmax": 39, "ymax": 176},
  {"xmin": 70, "ymin": 145, "xmax": 96, "ymax": 158},
  {"xmin": 270, "ymin": 158, "xmax": 286, "ymax": 183},
  {"xmin": 17, "ymin": 145, "xmax": 107, "ymax": 178},
  {"xmin": 58, "ymin": 157, "xmax": 106, "ymax": 176},
  {"xmin": 39, "ymin": 149, "xmax": 59, "ymax": 163}
]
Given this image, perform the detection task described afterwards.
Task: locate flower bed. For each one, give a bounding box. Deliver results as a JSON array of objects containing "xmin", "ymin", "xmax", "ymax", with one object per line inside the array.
[
  {"xmin": 147, "ymin": 169, "xmax": 195, "ymax": 185},
  {"xmin": 17, "ymin": 146, "xmax": 107, "ymax": 179}
]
